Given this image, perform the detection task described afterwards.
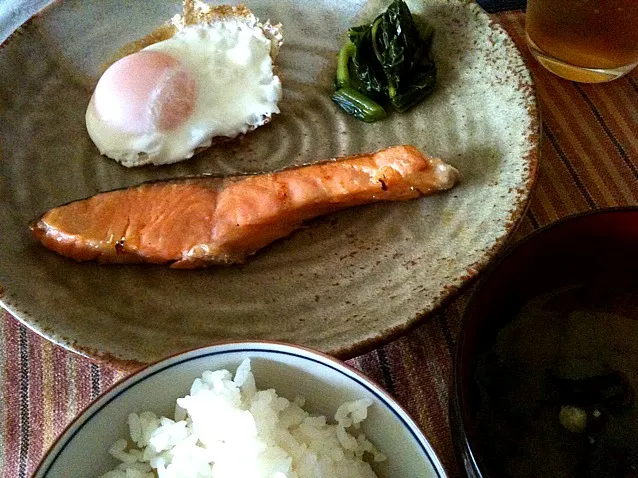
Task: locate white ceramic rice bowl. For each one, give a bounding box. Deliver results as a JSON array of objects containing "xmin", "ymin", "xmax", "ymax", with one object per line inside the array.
[{"xmin": 34, "ymin": 342, "xmax": 448, "ymax": 477}]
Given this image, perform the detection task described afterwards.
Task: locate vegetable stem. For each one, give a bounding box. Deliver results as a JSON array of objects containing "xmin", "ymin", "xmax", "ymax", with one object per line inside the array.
[
  {"xmin": 331, "ymin": 87, "xmax": 387, "ymax": 123},
  {"xmin": 336, "ymin": 41, "xmax": 356, "ymax": 89},
  {"xmin": 370, "ymin": 18, "xmax": 383, "ymax": 63}
]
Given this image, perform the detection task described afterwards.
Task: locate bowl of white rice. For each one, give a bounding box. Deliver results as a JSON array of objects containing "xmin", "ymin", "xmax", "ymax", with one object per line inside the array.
[{"xmin": 34, "ymin": 342, "xmax": 448, "ymax": 478}]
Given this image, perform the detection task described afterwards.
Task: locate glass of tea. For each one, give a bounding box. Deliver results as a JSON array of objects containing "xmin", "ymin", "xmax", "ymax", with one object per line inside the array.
[{"xmin": 525, "ymin": 0, "xmax": 638, "ymax": 82}]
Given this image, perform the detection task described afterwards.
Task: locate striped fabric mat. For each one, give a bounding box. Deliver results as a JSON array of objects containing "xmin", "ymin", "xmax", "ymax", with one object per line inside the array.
[{"xmin": 2, "ymin": 10, "xmax": 637, "ymax": 477}]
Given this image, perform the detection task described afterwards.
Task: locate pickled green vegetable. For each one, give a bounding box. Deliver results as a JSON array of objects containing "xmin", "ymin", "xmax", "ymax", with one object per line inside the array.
[{"xmin": 332, "ymin": 0, "xmax": 437, "ymax": 122}]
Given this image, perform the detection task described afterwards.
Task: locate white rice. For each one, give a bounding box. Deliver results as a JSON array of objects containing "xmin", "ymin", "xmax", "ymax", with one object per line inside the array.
[{"xmin": 100, "ymin": 359, "xmax": 386, "ymax": 478}]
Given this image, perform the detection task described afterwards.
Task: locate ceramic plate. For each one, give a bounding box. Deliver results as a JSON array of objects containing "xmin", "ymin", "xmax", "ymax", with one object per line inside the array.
[{"xmin": 0, "ymin": 0, "xmax": 538, "ymax": 368}]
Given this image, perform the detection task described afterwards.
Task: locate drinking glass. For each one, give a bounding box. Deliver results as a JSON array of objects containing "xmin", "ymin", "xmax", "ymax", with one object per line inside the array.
[{"xmin": 525, "ymin": 0, "xmax": 638, "ymax": 83}]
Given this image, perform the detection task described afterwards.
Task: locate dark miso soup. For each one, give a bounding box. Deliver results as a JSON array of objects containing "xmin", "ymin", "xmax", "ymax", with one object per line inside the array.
[{"xmin": 474, "ymin": 276, "xmax": 638, "ymax": 478}]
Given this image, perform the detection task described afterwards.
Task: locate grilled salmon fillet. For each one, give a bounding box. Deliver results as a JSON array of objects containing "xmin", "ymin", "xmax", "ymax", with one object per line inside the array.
[{"xmin": 30, "ymin": 145, "xmax": 459, "ymax": 269}]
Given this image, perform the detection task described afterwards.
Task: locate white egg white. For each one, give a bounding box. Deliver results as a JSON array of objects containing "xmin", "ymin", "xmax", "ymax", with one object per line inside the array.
[{"xmin": 86, "ymin": 20, "xmax": 282, "ymax": 167}]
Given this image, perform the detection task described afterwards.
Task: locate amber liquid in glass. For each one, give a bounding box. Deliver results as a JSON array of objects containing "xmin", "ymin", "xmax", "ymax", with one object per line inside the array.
[{"xmin": 526, "ymin": 0, "xmax": 638, "ymax": 82}]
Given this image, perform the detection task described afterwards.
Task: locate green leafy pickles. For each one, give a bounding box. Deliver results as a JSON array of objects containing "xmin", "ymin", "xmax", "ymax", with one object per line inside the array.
[
  {"xmin": 332, "ymin": 0, "xmax": 437, "ymax": 122},
  {"xmin": 332, "ymin": 0, "xmax": 436, "ymax": 123}
]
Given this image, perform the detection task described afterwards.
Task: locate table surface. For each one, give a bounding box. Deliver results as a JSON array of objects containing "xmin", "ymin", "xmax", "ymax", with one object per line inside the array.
[{"xmin": 2, "ymin": 7, "xmax": 638, "ymax": 478}]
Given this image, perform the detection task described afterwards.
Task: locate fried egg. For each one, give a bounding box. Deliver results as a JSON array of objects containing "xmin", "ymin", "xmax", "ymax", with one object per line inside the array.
[{"xmin": 86, "ymin": 9, "xmax": 282, "ymax": 167}]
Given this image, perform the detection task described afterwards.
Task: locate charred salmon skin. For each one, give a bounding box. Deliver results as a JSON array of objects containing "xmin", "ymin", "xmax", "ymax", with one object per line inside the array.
[{"xmin": 30, "ymin": 145, "xmax": 459, "ymax": 268}]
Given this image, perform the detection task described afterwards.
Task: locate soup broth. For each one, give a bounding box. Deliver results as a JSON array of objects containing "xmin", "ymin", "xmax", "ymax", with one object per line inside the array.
[{"xmin": 474, "ymin": 275, "xmax": 638, "ymax": 477}]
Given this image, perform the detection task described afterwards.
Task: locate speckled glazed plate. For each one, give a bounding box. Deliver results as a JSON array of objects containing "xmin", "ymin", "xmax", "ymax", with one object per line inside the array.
[{"xmin": 0, "ymin": 0, "xmax": 538, "ymax": 368}]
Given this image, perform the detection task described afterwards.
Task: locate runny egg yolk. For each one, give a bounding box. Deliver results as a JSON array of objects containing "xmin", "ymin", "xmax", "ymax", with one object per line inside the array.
[{"xmin": 93, "ymin": 50, "xmax": 197, "ymax": 135}]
